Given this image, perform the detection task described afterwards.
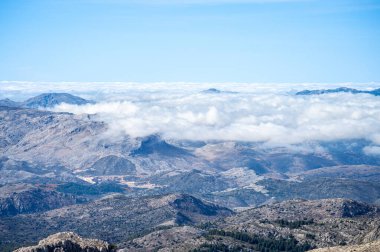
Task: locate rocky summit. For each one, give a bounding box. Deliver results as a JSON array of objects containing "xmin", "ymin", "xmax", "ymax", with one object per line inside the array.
[{"xmin": 14, "ymin": 232, "xmax": 114, "ymax": 252}]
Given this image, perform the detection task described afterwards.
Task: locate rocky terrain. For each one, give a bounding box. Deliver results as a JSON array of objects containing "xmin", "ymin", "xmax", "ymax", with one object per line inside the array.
[
  {"xmin": 121, "ymin": 198, "xmax": 380, "ymax": 251},
  {"xmin": 0, "ymin": 193, "xmax": 232, "ymax": 251},
  {"xmin": 14, "ymin": 232, "xmax": 114, "ymax": 252},
  {"xmin": 310, "ymin": 240, "xmax": 380, "ymax": 252},
  {"xmin": 0, "ymin": 183, "xmax": 82, "ymax": 216},
  {"xmin": 3, "ymin": 197, "xmax": 378, "ymax": 252}
]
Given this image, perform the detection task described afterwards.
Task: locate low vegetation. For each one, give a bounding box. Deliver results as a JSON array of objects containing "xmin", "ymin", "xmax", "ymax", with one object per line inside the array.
[{"xmin": 193, "ymin": 229, "xmax": 315, "ymax": 252}]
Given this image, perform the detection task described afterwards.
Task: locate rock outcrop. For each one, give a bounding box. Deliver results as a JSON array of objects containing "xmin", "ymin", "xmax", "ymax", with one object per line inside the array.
[{"xmin": 14, "ymin": 232, "xmax": 114, "ymax": 252}]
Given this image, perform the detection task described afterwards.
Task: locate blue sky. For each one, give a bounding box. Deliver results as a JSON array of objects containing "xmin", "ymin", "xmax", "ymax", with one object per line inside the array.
[{"xmin": 0, "ymin": 0, "xmax": 379, "ymax": 82}]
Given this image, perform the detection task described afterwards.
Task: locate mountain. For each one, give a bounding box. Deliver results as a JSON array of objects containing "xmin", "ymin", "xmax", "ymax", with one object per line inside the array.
[
  {"xmin": 296, "ymin": 87, "xmax": 380, "ymax": 96},
  {"xmin": 0, "ymin": 193, "xmax": 232, "ymax": 250},
  {"xmin": 131, "ymin": 134, "xmax": 192, "ymax": 157},
  {"xmin": 2, "ymin": 106, "xmax": 380, "ymax": 209},
  {"xmin": 2, "ymin": 195, "xmax": 379, "ymax": 251},
  {"xmin": 292, "ymin": 165, "xmax": 380, "ymax": 182},
  {"xmin": 122, "ymin": 198, "xmax": 380, "ymax": 251},
  {"xmin": 84, "ymin": 155, "xmax": 136, "ymax": 176},
  {"xmin": 202, "ymin": 198, "xmax": 380, "ymax": 250},
  {"xmin": 2, "ymin": 92, "xmax": 380, "ymax": 251},
  {"xmin": 257, "ymin": 177, "xmax": 380, "ymax": 204},
  {"xmin": 14, "ymin": 232, "xmax": 115, "ymax": 252},
  {"xmin": 201, "ymin": 88, "xmax": 222, "ymax": 94},
  {"xmin": 201, "ymin": 88, "xmax": 237, "ymax": 94},
  {"xmin": 0, "ymin": 183, "xmax": 81, "ymax": 216},
  {"xmin": 0, "ymin": 93, "xmax": 93, "ymax": 109},
  {"xmin": 0, "ymin": 98, "xmax": 21, "ymax": 108},
  {"xmin": 22, "ymin": 93, "xmax": 93, "ymax": 108}
]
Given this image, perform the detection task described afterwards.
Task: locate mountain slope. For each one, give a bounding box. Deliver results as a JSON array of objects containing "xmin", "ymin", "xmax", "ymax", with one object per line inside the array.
[
  {"xmin": 0, "ymin": 98, "xmax": 21, "ymax": 108},
  {"xmin": 121, "ymin": 198, "xmax": 380, "ymax": 251},
  {"xmin": 0, "ymin": 193, "xmax": 232, "ymax": 250},
  {"xmin": 131, "ymin": 135, "xmax": 192, "ymax": 157},
  {"xmin": 0, "ymin": 183, "xmax": 80, "ymax": 216},
  {"xmin": 310, "ymin": 240, "xmax": 380, "ymax": 252}
]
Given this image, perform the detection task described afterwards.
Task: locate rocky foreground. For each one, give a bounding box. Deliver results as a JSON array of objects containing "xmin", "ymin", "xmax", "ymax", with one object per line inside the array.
[
  {"xmin": 5, "ymin": 196, "xmax": 379, "ymax": 252},
  {"xmin": 14, "ymin": 232, "xmax": 114, "ymax": 252}
]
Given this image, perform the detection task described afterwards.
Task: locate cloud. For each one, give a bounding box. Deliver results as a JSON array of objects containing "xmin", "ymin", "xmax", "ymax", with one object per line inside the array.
[
  {"xmin": 46, "ymin": 83, "xmax": 380, "ymax": 147},
  {"xmin": 2, "ymin": 81, "xmax": 379, "ymax": 147},
  {"xmin": 364, "ymin": 146, "xmax": 380, "ymax": 156}
]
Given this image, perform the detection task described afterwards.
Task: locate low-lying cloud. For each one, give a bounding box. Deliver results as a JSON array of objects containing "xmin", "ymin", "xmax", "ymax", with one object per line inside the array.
[
  {"xmin": 51, "ymin": 86, "xmax": 380, "ymax": 148},
  {"xmin": 2, "ymin": 81, "xmax": 379, "ymax": 148}
]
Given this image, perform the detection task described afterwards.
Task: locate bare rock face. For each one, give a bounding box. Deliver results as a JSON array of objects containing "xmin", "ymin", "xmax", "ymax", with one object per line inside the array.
[{"xmin": 14, "ymin": 232, "xmax": 114, "ymax": 252}]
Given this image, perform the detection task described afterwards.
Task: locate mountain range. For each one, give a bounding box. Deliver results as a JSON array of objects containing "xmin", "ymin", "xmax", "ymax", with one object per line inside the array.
[
  {"xmin": 1, "ymin": 92, "xmax": 380, "ymax": 251},
  {"xmin": 296, "ymin": 87, "xmax": 380, "ymax": 96},
  {"xmin": 7, "ymin": 196, "xmax": 380, "ymax": 251}
]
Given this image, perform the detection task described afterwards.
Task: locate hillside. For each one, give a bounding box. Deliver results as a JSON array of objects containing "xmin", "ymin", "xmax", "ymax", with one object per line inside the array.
[
  {"xmin": 310, "ymin": 240, "xmax": 380, "ymax": 252},
  {"xmin": 0, "ymin": 193, "xmax": 232, "ymax": 251}
]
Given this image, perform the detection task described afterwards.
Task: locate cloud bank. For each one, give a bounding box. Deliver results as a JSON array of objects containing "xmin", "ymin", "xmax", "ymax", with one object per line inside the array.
[
  {"xmin": 46, "ymin": 84, "xmax": 380, "ymax": 148},
  {"xmin": 2, "ymin": 81, "xmax": 380, "ymax": 148}
]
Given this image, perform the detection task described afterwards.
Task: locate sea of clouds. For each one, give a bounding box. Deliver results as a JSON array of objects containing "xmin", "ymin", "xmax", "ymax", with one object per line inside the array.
[{"xmin": 1, "ymin": 81, "xmax": 380, "ymax": 153}]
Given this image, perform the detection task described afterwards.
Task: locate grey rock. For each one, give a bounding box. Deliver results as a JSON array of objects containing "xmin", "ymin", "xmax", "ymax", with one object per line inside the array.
[{"xmin": 14, "ymin": 232, "xmax": 114, "ymax": 252}]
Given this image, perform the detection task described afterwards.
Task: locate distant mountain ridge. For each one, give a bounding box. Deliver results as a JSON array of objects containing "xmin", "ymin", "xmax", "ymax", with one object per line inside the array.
[
  {"xmin": 0, "ymin": 98, "xmax": 21, "ymax": 107},
  {"xmin": 0, "ymin": 93, "xmax": 93, "ymax": 109},
  {"xmin": 296, "ymin": 87, "xmax": 380, "ymax": 96}
]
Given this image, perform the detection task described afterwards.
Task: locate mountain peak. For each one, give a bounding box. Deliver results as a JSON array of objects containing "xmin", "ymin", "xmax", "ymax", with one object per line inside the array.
[
  {"xmin": 22, "ymin": 93, "xmax": 93, "ymax": 108},
  {"xmin": 0, "ymin": 98, "xmax": 21, "ymax": 108},
  {"xmin": 131, "ymin": 135, "xmax": 191, "ymax": 157}
]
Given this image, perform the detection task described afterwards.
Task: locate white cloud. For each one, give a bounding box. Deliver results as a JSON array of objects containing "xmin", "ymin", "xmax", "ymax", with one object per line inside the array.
[
  {"xmin": 41, "ymin": 82, "xmax": 380, "ymax": 146},
  {"xmin": 363, "ymin": 146, "xmax": 380, "ymax": 156},
  {"xmin": 2, "ymin": 81, "xmax": 380, "ymax": 146}
]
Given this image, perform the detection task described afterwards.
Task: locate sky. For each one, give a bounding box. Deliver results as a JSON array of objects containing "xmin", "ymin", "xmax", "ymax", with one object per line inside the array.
[{"xmin": 0, "ymin": 0, "xmax": 379, "ymax": 82}]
